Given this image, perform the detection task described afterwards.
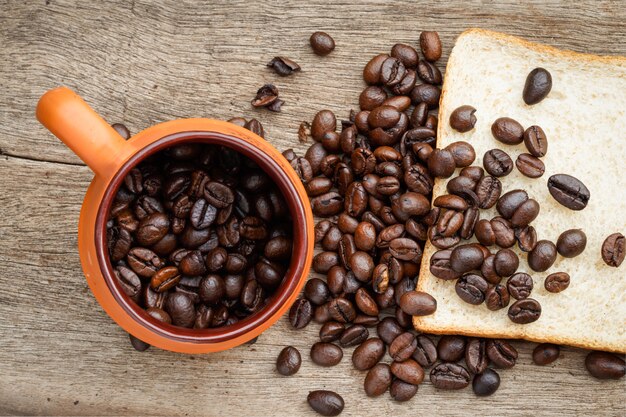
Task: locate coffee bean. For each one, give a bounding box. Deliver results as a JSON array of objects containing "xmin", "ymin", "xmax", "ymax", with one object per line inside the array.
[
  {"xmin": 319, "ymin": 322, "xmax": 345, "ymax": 343},
  {"xmin": 389, "ymin": 238, "xmax": 422, "ymax": 263},
  {"xmin": 364, "ymin": 363, "xmax": 392, "ymax": 397},
  {"xmin": 474, "ymin": 219, "xmax": 495, "ymax": 246},
  {"xmin": 419, "ymin": 31, "xmax": 442, "ymax": 61},
  {"xmin": 329, "ymin": 297, "xmax": 357, "ymax": 323},
  {"xmin": 179, "ymin": 250, "xmax": 206, "ymax": 276},
  {"xmin": 450, "ymin": 244, "xmax": 484, "ymax": 273},
  {"xmin": 472, "ymin": 368, "xmax": 500, "ymax": 396},
  {"xmin": 198, "ymin": 274, "xmax": 225, "ymax": 304},
  {"xmin": 164, "ymin": 292, "xmax": 195, "ymax": 328},
  {"xmin": 392, "ymin": 70, "xmax": 418, "ymax": 95},
  {"xmin": 340, "ymin": 324, "xmax": 369, "ymax": 347},
  {"xmin": 547, "ymin": 174, "xmax": 590, "ymax": 210},
  {"xmin": 114, "ymin": 266, "xmax": 141, "ymax": 302},
  {"xmin": 350, "ymin": 251, "xmax": 375, "ymax": 281},
  {"xmin": 483, "ymin": 149, "xmax": 513, "ymax": 177},
  {"xmin": 417, "ymin": 59, "xmax": 442, "ymax": 84},
  {"xmin": 507, "ymin": 272, "xmax": 533, "ymax": 300},
  {"xmin": 314, "ymin": 303, "xmax": 332, "ymax": 324},
  {"xmin": 354, "ymin": 222, "xmax": 376, "ymax": 251},
  {"xmin": 460, "ymin": 166, "xmax": 484, "ymax": 182},
  {"xmin": 522, "ymin": 125, "xmax": 548, "ymax": 157},
  {"xmin": 475, "ymin": 176, "xmax": 502, "ymax": 209},
  {"xmin": 491, "ymin": 117, "xmax": 524, "ymax": 145},
  {"xmin": 267, "ymin": 56, "xmax": 301, "ymax": 76},
  {"xmin": 437, "ymin": 335, "xmax": 466, "ymax": 362},
  {"xmin": 292, "ymin": 157, "xmax": 314, "ymax": 184},
  {"xmin": 449, "ymin": 106, "xmax": 477, "ymax": 133},
  {"xmin": 430, "ymin": 363, "xmax": 470, "ymax": 390},
  {"xmin": 490, "ymin": 217, "xmax": 516, "ymax": 248},
  {"xmin": 508, "ymin": 298, "xmax": 541, "ymax": 324},
  {"xmin": 456, "ymin": 273, "xmax": 488, "ymax": 305},
  {"xmin": 136, "ymin": 213, "xmax": 170, "ymax": 246},
  {"xmin": 355, "ymin": 288, "xmax": 379, "ymax": 316},
  {"xmin": 485, "ymin": 284, "xmax": 510, "ymax": 311},
  {"xmin": 523, "ymin": 67, "xmax": 552, "ymax": 105},
  {"xmin": 465, "ymin": 338, "xmax": 488, "ymax": 374},
  {"xmin": 305, "ymin": 278, "xmax": 331, "ymax": 306},
  {"xmin": 544, "ymin": 272, "xmax": 570, "ymax": 293},
  {"xmin": 251, "ymin": 83, "xmax": 279, "ymax": 108},
  {"xmin": 146, "ymin": 307, "xmax": 171, "ymax": 324},
  {"xmin": 428, "ymin": 149, "xmax": 456, "ymax": 178},
  {"xmin": 352, "ymin": 338, "xmax": 386, "ymax": 370},
  {"xmin": 532, "ymin": 343, "xmax": 560, "ymax": 366},
  {"xmin": 446, "ymin": 141, "xmax": 476, "ymax": 167},
  {"xmin": 359, "ymin": 86, "xmax": 388, "ymax": 111},
  {"xmin": 399, "ymin": 291, "xmax": 437, "ymax": 316},
  {"xmin": 480, "ymin": 255, "xmax": 500, "ymax": 284},
  {"xmin": 150, "ymin": 266, "xmax": 181, "ymax": 293},
  {"xmin": 494, "ymin": 249, "xmax": 519, "ymax": 277},
  {"xmin": 311, "ymin": 192, "xmax": 344, "ymax": 217},
  {"xmin": 391, "ymin": 359, "xmax": 424, "ymax": 385},
  {"xmin": 289, "ymin": 298, "xmax": 313, "ymax": 329},
  {"xmin": 585, "ymin": 351, "xmax": 625, "ymax": 380},
  {"xmin": 310, "ymin": 31, "xmax": 335, "ymax": 56},
  {"xmin": 556, "ymin": 229, "xmax": 587, "ymax": 258},
  {"xmin": 129, "ymin": 334, "xmax": 150, "ymax": 352},
  {"xmin": 410, "ymin": 84, "xmax": 441, "ymax": 108},
  {"xmin": 601, "ymin": 232, "xmax": 625, "ymax": 267},
  {"xmin": 377, "ymin": 317, "xmax": 404, "ymax": 345},
  {"xmin": 276, "ymin": 346, "xmax": 302, "ymax": 376},
  {"xmin": 389, "ymin": 332, "xmax": 418, "ymax": 362},
  {"xmin": 528, "ymin": 240, "xmax": 557, "ymax": 272},
  {"xmin": 430, "ymin": 249, "xmax": 462, "ymax": 280},
  {"xmin": 389, "ymin": 379, "xmax": 418, "ymax": 402},
  {"xmin": 486, "ymin": 339, "xmax": 518, "ymax": 368},
  {"xmin": 516, "ymin": 153, "xmax": 545, "ymax": 178},
  {"xmin": 307, "ymin": 390, "xmax": 344, "ymax": 416},
  {"xmin": 380, "ymin": 57, "xmax": 406, "ymax": 86},
  {"xmin": 363, "ymin": 53, "xmax": 389, "ymax": 85},
  {"xmin": 311, "ymin": 342, "xmax": 343, "ymax": 367}
]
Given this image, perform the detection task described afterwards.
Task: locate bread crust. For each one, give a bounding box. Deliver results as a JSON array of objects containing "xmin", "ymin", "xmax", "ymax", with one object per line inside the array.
[{"xmin": 414, "ymin": 28, "xmax": 626, "ymax": 354}]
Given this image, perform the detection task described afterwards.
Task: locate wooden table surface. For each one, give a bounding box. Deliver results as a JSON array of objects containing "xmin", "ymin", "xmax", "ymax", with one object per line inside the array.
[{"xmin": 1, "ymin": 1, "xmax": 624, "ymax": 415}]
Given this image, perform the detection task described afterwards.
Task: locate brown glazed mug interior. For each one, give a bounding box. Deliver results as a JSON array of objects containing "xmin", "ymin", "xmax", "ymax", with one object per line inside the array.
[{"xmin": 94, "ymin": 131, "xmax": 309, "ymax": 344}]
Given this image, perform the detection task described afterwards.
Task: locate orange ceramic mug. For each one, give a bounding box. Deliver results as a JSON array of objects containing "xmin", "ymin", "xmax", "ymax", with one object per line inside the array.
[{"xmin": 36, "ymin": 87, "xmax": 314, "ymax": 353}]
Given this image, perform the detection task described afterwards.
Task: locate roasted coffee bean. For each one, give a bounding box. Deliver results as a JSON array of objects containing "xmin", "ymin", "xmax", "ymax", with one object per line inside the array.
[
  {"xmin": 480, "ymin": 255, "xmax": 500, "ymax": 284},
  {"xmin": 199, "ymin": 274, "xmax": 225, "ymax": 304},
  {"xmin": 307, "ymin": 390, "xmax": 344, "ymax": 416},
  {"xmin": 417, "ymin": 59, "xmax": 442, "ymax": 84},
  {"xmin": 310, "ymin": 31, "xmax": 335, "ymax": 56},
  {"xmin": 311, "ymin": 342, "xmax": 343, "ymax": 367},
  {"xmin": 114, "ymin": 266, "xmax": 141, "ymax": 302},
  {"xmin": 430, "ymin": 250, "xmax": 462, "ymax": 280},
  {"xmin": 449, "ymin": 106, "xmax": 477, "ymax": 133},
  {"xmin": 407, "ymin": 335, "xmax": 437, "ymax": 368},
  {"xmin": 136, "ymin": 213, "xmax": 170, "ymax": 246},
  {"xmin": 338, "ymin": 234, "xmax": 357, "ymax": 270},
  {"xmin": 395, "ymin": 306, "xmax": 412, "ymax": 329},
  {"xmin": 410, "ymin": 83, "xmax": 441, "ymax": 108},
  {"xmin": 459, "ymin": 207, "xmax": 479, "ymax": 240},
  {"xmin": 328, "ymin": 297, "xmax": 357, "ymax": 323},
  {"xmin": 514, "ymin": 225, "xmax": 537, "ymax": 252},
  {"xmin": 523, "ymin": 125, "xmax": 548, "ymax": 157},
  {"xmin": 164, "ymin": 292, "xmax": 195, "ymax": 328},
  {"xmin": 276, "ymin": 346, "xmax": 301, "ymax": 376},
  {"xmin": 508, "ymin": 298, "xmax": 541, "ymax": 324},
  {"xmin": 380, "ymin": 57, "xmax": 406, "ymax": 86},
  {"xmin": 392, "ymin": 69, "xmax": 417, "ymax": 95},
  {"xmin": 556, "ymin": 229, "xmax": 587, "ymax": 258},
  {"xmin": 340, "ymin": 324, "xmax": 369, "ymax": 347},
  {"xmin": 363, "ymin": 53, "xmax": 389, "ymax": 85},
  {"xmin": 374, "ymin": 285, "xmax": 395, "ymax": 308},
  {"xmin": 516, "ymin": 153, "xmax": 545, "ymax": 178},
  {"xmin": 108, "ymin": 227, "xmax": 132, "ymax": 262},
  {"xmin": 460, "ymin": 166, "xmax": 484, "ymax": 182},
  {"xmin": 129, "ymin": 334, "xmax": 150, "ymax": 351},
  {"xmin": 351, "ymin": 147, "xmax": 377, "ymax": 176},
  {"xmin": 204, "ymin": 247, "xmax": 227, "ymax": 271},
  {"xmin": 352, "ymin": 338, "xmax": 386, "ymax": 370},
  {"xmin": 314, "ymin": 303, "xmax": 332, "ymax": 324},
  {"xmin": 354, "ymin": 222, "xmax": 376, "ymax": 252},
  {"xmin": 438, "ymin": 335, "xmax": 467, "ymax": 362},
  {"xmin": 359, "ymin": 86, "xmax": 388, "ymax": 111},
  {"xmin": 127, "ymin": 247, "xmax": 164, "ymax": 278},
  {"xmin": 355, "ymin": 287, "xmax": 379, "ymax": 316},
  {"xmin": 315, "ymin": 220, "xmax": 333, "ymax": 243},
  {"xmin": 350, "ymin": 251, "xmax": 375, "ymax": 282},
  {"xmin": 475, "ymin": 176, "xmax": 501, "ymax": 209},
  {"xmin": 485, "ymin": 284, "xmax": 510, "ymax": 311},
  {"xmin": 305, "ymin": 143, "xmax": 328, "ymax": 175},
  {"xmin": 391, "ymin": 43, "xmax": 419, "ymax": 68},
  {"xmin": 292, "ymin": 157, "xmax": 314, "ymax": 184},
  {"xmin": 305, "ymin": 278, "xmax": 331, "ymax": 306},
  {"xmin": 507, "ymin": 272, "xmax": 533, "ymax": 300},
  {"xmin": 528, "ymin": 240, "xmax": 557, "ymax": 272},
  {"xmin": 389, "ymin": 332, "xmax": 418, "ymax": 362},
  {"xmin": 532, "ymin": 343, "xmax": 560, "ymax": 366},
  {"xmin": 389, "ymin": 379, "xmax": 418, "ymax": 402},
  {"xmin": 311, "ymin": 192, "xmax": 344, "ymax": 217},
  {"xmin": 493, "ymin": 249, "xmax": 519, "ymax": 277},
  {"xmin": 251, "ymin": 83, "xmax": 279, "ymax": 108},
  {"xmin": 491, "ymin": 117, "xmax": 524, "ymax": 145},
  {"xmin": 391, "ymin": 359, "xmax": 424, "ymax": 385},
  {"xmin": 306, "ymin": 177, "xmax": 333, "ymax": 197},
  {"xmin": 430, "ymin": 363, "xmax": 470, "ymax": 390},
  {"xmin": 264, "ymin": 236, "xmax": 292, "ymax": 261},
  {"xmin": 585, "ymin": 351, "xmax": 625, "ymax": 380},
  {"xmin": 245, "ymin": 118, "xmax": 265, "ymax": 137},
  {"xmin": 419, "ymin": 31, "xmax": 442, "ymax": 61},
  {"xmin": 146, "ymin": 307, "xmax": 171, "ymax": 324},
  {"xmin": 428, "ymin": 149, "xmax": 456, "ymax": 178},
  {"xmin": 483, "ymin": 149, "xmax": 513, "ymax": 177},
  {"xmin": 399, "ymin": 291, "xmax": 437, "ymax": 316},
  {"xmin": 354, "ymin": 314, "xmax": 379, "ymax": 327},
  {"xmin": 389, "ymin": 238, "xmax": 422, "ymax": 263},
  {"xmin": 436, "ymin": 209, "xmax": 464, "ymax": 237},
  {"xmin": 455, "ymin": 273, "xmax": 488, "ymax": 305},
  {"xmin": 446, "ymin": 141, "xmax": 476, "ymax": 167},
  {"xmin": 134, "ymin": 196, "xmax": 164, "ymax": 220},
  {"xmin": 364, "ymin": 363, "xmax": 392, "ymax": 397},
  {"xmin": 429, "ymin": 227, "xmax": 461, "ymax": 250},
  {"xmin": 510, "ymin": 199, "xmax": 540, "ymax": 227},
  {"xmin": 326, "ymin": 266, "xmax": 346, "ymax": 295},
  {"xmin": 523, "ymin": 67, "xmax": 552, "ymax": 105},
  {"xmin": 289, "ymin": 298, "xmax": 313, "ymax": 329},
  {"xmin": 179, "ymin": 250, "xmax": 206, "ymax": 276},
  {"xmin": 450, "ymin": 244, "xmax": 485, "ymax": 273},
  {"xmin": 377, "ymin": 317, "xmax": 404, "ymax": 345},
  {"xmin": 486, "ymin": 340, "xmax": 518, "ymax": 368},
  {"xmin": 392, "ymin": 192, "xmax": 430, "ymax": 218},
  {"xmin": 203, "ymin": 181, "xmax": 235, "ymax": 209},
  {"xmin": 547, "ymin": 174, "xmax": 590, "ymax": 211},
  {"xmin": 601, "ymin": 233, "xmax": 625, "ymax": 267},
  {"xmin": 491, "ymin": 217, "xmax": 516, "ymax": 248},
  {"xmin": 544, "ymin": 272, "xmax": 570, "ymax": 293},
  {"xmin": 404, "ymin": 163, "xmax": 433, "ymax": 195},
  {"xmin": 320, "ymin": 322, "xmax": 346, "ymax": 343},
  {"xmin": 474, "ymin": 219, "xmax": 496, "ymax": 246},
  {"xmin": 473, "ymin": 368, "xmax": 500, "ymax": 396},
  {"xmin": 267, "ymin": 56, "xmax": 301, "ymax": 76},
  {"xmin": 465, "ymin": 338, "xmax": 488, "ymax": 374}
]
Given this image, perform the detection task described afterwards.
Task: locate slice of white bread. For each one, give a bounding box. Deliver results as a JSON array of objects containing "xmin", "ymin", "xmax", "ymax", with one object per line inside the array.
[{"xmin": 414, "ymin": 29, "xmax": 626, "ymax": 353}]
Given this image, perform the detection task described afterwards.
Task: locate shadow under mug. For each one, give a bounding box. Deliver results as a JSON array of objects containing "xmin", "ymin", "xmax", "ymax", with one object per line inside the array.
[{"xmin": 36, "ymin": 87, "xmax": 314, "ymax": 353}]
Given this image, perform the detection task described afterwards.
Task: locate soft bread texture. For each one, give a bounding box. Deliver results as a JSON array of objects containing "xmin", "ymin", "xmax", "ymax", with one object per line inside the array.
[{"xmin": 414, "ymin": 29, "xmax": 626, "ymax": 353}]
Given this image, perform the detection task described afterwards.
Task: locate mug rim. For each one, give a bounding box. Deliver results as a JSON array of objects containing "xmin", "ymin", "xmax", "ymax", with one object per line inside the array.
[{"xmin": 95, "ymin": 130, "xmax": 309, "ymax": 344}]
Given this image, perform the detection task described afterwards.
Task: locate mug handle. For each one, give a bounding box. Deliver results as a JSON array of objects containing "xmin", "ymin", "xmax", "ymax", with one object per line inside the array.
[{"xmin": 36, "ymin": 87, "xmax": 128, "ymax": 178}]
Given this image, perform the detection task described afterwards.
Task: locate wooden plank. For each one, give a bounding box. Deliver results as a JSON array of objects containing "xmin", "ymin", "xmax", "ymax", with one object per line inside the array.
[{"xmin": 0, "ymin": 0, "xmax": 625, "ymax": 415}]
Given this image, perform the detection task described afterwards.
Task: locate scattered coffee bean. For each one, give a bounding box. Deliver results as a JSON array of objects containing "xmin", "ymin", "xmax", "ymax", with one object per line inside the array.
[
  {"xmin": 516, "ymin": 153, "xmax": 545, "ymax": 178},
  {"xmin": 456, "ymin": 273, "xmax": 488, "ymax": 305},
  {"xmin": 389, "ymin": 379, "xmax": 418, "ymax": 401},
  {"xmin": 528, "ymin": 240, "xmax": 557, "ymax": 272},
  {"xmin": 277, "ymin": 346, "xmax": 302, "ymax": 376},
  {"xmin": 532, "ymin": 343, "xmax": 560, "ymax": 366},
  {"xmin": 352, "ymin": 338, "xmax": 386, "ymax": 370},
  {"xmin": 508, "ymin": 298, "xmax": 541, "ymax": 324},
  {"xmin": 419, "ymin": 31, "xmax": 442, "ymax": 62},
  {"xmin": 465, "ymin": 338, "xmax": 488, "ymax": 374},
  {"xmin": 449, "ymin": 105, "xmax": 477, "ymax": 132},
  {"xmin": 267, "ymin": 56, "xmax": 301, "ymax": 76},
  {"xmin": 523, "ymin": 67, "xmax": 552, "ymax": 105},
  {"xmin": 483, "ymin": 149, "xmax": 513, "ymax": 177},
  {"xmin": 486, "ymin": 339, "xmax": 518, "ymax": 368},
  {"xmin": 364, "ymin": 363, "xmax": 393, "ymax": 397},
  {"xmin": 472, "ymin": 368, "xmax": 500, "ymax": 396},
  {"xmin": 430, "ymin": 363, "xmax": 470, "ymax": 390},
  {"xmin": 485, "ymin": 284, "xmax": 510, "ymax": 311},
  {"xmin": 437, "ymin": 335, "xmax": 467, "ymax": 362},
  {"xmin": 251, "ymin": 83, "xmax": 279, "ymax": 108},
  {"xmin": 390, "ymin": 359, "xmax": 425, "ymax": 385},
  {"xmin": 310, "ymin": 32, "xmax": 335, "ymax": 56},
  {"xmin": 491, "ymin": 117, "xmax": 524, "ymax": 145},
  {"xmin": 340, "ymin": 324, "xmax": 369, "ymax": 347},
  {"xmin": 544, "ymin": 272, "xmax": 570, "ymax": 293},
  {"xmin": 507, "ymin": 272, "xmax": 533, "ymax": 300},
  {"xmin": 307, "ymin": 390, "xmax": 344, "ymax": 416},
  {"xmin": 290, "ymin": 298, "xmax": 313, "ymax": 329},
  {"xmin": 585, "ymin": 351, "xmax": 625, "ymax": 380},
  {"xmin": 547, "ymin": 174, "xmax": 590, "ymax": 211},
  {"xmin": 601, "ymin": 233, "xmax": 625, "ymax": 267},
  {"xmin": 129, "ymin": 334, "xmax": 150, "ymax": 351},
  {"xmin": 311, "ymin": 342, "xmax": 343, "ymax": 367},
  {"xmin": 556, "ymin": 229, "xmax": 587, "ymax": 258},
  {"xmin": 523, "ymin": 125, "xmax": 548, "ymax": 157},
  {"xmin": 399, "ymin": 291, "xmax": 437, "ymax": 316}
]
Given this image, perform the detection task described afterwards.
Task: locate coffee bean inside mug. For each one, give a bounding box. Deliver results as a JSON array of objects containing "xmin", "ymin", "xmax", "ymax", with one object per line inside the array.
[{"xmin": 106, "ymin": 142, "xmax": 293, "ymax": 335}]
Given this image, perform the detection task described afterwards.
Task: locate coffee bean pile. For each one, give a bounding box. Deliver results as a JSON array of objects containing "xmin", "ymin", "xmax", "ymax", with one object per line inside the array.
[
  {"xmin": 106, "ymin": 119, "xmax": 295, "ymax": 346},
  {"xmin": 273, "ymin": 31, "xmax": 624, "ymax": 413}
]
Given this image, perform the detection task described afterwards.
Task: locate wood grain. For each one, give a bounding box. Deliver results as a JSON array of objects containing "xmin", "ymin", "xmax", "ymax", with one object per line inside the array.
[{"xmin": 0, "ymin": 0, "xmax": 624, "ymax": 415}]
